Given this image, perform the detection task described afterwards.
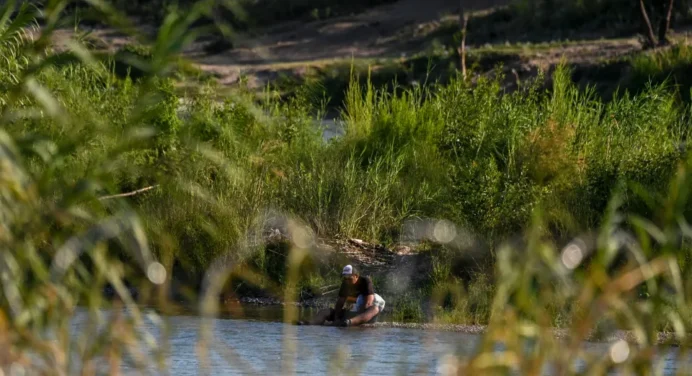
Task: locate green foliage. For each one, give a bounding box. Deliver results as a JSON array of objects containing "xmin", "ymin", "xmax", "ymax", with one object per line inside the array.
[
  {"xmin": 431, "ymin": 273, "xmax": 494, "ymax": 325},
  {"xmin": 112, "ymin": 43, "xmax": 153, "ymax": 80},
  {"xmin": 628, "ymin": 44, "xmax": 692, "ymax": 101},
  {"xmin": 84, "ymin": 58, "xmax": 688, "ymax": 277},
  {"xmin": 5, "ymin": 24, "xmax": 688, "ymax": 278},
  {"xmin": 391, "ymin": 291, "xmax": 425, "ymax": 323}
]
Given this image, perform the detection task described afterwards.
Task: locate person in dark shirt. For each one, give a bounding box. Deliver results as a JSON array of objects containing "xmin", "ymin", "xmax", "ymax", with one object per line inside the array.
[{"xmin": 302, "ymin": 265, "xmax": 386, "ymax": 327}]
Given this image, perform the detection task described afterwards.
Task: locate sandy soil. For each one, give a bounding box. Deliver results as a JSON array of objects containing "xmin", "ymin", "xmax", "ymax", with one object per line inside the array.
[
  {"xmin": 188, "ymin": 0, "xmax": 507, "ymax": 84},
  {"xmin": 52, "ymin": 0, "xmax": 513, "ymax": 88},
  {"xmin": 48, "ymin": 0, "xmax": 690, "ymax": 92}
]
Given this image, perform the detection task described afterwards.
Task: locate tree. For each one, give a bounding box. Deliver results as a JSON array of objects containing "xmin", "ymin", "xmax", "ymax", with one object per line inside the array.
[
  {"xmin": 639, "ymin": 0, "xmax": 676, "ymax": 48},
  {"xmin": 458, "ymin": 0, "xmax": 469, "ymax": 79}
]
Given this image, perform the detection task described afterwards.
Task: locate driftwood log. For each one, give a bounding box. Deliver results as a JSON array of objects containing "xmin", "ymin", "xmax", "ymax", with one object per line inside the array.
[{"xmin": 98, "ymin": 185, "xmax": 158, "ymax": 200}]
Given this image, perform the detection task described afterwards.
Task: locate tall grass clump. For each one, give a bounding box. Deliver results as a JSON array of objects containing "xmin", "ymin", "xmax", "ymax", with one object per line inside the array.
[
  {"xmin": 627, "ymin": 43, "xmax": 692, "ymax": 101},
  {"xmin": 434, "ymin": 65, "xmax": 687, "ymax": 243}
]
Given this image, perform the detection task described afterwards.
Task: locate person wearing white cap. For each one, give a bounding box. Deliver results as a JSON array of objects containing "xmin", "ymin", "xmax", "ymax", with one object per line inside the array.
[{"xmin": 301, "ymin": 264, "xmax": 385, "ymax": 327}]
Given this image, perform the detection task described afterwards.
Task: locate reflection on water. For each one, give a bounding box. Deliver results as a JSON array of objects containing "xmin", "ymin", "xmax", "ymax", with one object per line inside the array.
[
  {"xmin": 169, "ymin": 318, "xmax": 478, "ymax": 375},
  {"xmin": 69, "ymin": 306, "xmax": 687, "ymax": 375}
]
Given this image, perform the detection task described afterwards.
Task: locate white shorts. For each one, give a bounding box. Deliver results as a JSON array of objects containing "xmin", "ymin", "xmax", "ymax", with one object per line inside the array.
[{"xmin": 352, "ymin": 293, "xmax": 386, "ymax": 312}]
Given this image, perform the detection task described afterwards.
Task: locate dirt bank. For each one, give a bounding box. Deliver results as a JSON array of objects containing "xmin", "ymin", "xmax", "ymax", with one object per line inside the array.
[{"xmin": 49, "ymin": 0, "xmax": 692, "ymax": 98}]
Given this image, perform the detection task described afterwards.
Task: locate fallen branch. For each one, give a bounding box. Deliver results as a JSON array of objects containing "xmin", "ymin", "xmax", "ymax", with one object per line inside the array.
[
  {"xmin": 98, "ymin": 185, "xmax": 159, "ymax": 200},
  {"xmin": 319, "ymin": 284, "xmax": 338, "ymax": 291},
  {"xmin": 321, "ymin": 288, "xmax": 339, "ymax": 296}
]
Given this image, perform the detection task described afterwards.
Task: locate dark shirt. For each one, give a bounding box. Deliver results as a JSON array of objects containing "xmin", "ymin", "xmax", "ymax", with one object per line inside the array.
[{"xmin": 338, "ymin": 276, "xmax": 374, "ymax": 298}]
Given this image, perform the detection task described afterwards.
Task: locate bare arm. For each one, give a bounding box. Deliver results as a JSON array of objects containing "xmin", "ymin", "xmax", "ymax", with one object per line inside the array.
[
  {"xmin": 364, "ymin": 294, "xmax": 375, "ymax": 310},
  {"xmin": 362, "ymin": 277, "xmax": 376, "ymax": 311},
  {"xmin": 333, "ymin": 296, "xmax": 346, "ymax": 319}
]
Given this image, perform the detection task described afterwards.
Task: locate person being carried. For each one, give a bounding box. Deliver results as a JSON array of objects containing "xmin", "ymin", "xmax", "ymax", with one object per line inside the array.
[{"xmin": 303, "ymin": 265, "xmax": 385, "ymax": 327}]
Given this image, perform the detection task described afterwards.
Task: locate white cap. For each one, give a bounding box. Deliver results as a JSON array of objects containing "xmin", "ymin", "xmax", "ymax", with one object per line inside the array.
[{"xmin": 342, "ymin": 265, "xmax": 353, "ymax": 275}]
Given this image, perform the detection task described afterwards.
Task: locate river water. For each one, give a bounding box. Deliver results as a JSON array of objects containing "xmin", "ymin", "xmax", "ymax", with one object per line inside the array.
[
  {"xmin": 67, "ymin": 306, "xmax": 689, "ymax": 375},
  {"xmin": 153, "ymin": 316, "xmax": 478, "ymax": 375}
]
